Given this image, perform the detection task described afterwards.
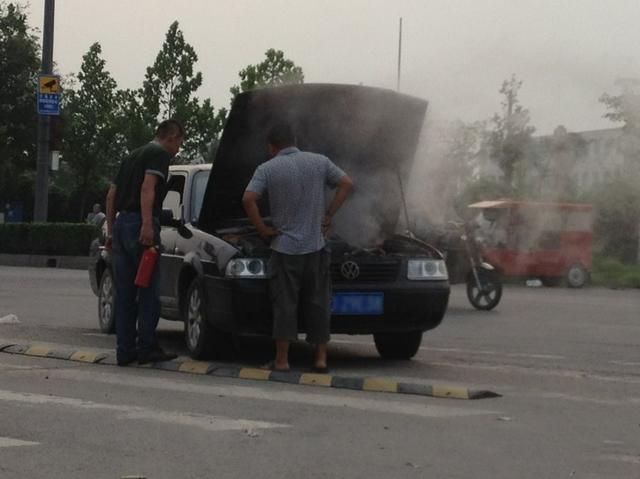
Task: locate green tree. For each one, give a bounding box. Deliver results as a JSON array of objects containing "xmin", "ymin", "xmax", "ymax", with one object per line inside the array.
[
  {"xmin": 599, "ymin": 79, "xmax": 640, "ymax": 262},
  {"xmin": 600, "ymin": 78, "xmax": 640, "ymax": 175},
  {"xmin": 62, "ymin": 42, "xmax": 120, "ymax": 219},
  {"xmin": 230, "ymin": 48, "xmax": 304, "ymax": 98},
  {"xmin": 585, "ymin": 177, "xmax": 640, "ymax": 263},
  {"xmin": 488, "ymin": 74, "xmax": 536, "ymax": 189},
  {"xmin": 142, "ymin": 21, "xmax": 225, "ymax": 162},
  {"xmin": 0, "ymin": 2, "xmax": 39, "ymax": 214}
]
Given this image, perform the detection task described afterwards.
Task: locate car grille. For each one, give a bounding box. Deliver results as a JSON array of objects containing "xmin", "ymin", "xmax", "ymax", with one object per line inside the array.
[{"xmin": 331, "ymin": 260, "xmax": 400, "ymax": 283}]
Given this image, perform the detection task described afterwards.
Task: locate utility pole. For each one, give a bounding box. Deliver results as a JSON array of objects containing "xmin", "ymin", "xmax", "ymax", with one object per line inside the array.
[
  {"xmin": 397, "ymin": 17, "xmax": 403, "ymax": 92},
  {"xmin": 34, "ymin": 0, "xmax": 55, "ymax": 222}
]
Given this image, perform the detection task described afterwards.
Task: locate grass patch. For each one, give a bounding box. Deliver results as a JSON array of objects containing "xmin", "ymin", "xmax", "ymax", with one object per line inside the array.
[{"xmin": 591, "ymin": 256, "xmax": 640, "ymax": 289}]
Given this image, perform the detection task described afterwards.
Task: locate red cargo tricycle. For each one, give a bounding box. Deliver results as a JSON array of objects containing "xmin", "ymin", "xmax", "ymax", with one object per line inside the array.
[{"xmin": 468, "ymin": 200, "xmax": 593, "ymax": 288}]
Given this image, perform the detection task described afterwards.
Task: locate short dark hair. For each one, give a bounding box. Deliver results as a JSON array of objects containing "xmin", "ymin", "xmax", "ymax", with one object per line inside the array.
[
  {"xmin": 267, "ymin": 122, "xmax": 296, "ymax": 149},
  {"xmin": 155, "ymin": 119, "xmax": 185, "ymax": 139}
]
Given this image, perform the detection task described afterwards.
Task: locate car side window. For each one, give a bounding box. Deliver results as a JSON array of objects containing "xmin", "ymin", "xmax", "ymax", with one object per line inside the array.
[
  {"xmin": 190, "ymin": 171, "xmax": 210, "ymax": 224},
  {"xmin": 163, "ymin": 173, "xmax": 186, "ymax": 220}
]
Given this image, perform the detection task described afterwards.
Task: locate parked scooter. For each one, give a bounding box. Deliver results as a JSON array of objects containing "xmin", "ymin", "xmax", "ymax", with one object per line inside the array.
[{"xmin": 437, "ymin": 222, "xmax": 503, "ymax": 311}]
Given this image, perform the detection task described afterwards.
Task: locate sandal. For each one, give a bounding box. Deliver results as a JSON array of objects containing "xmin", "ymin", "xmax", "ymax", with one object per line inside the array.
[{"xmin": 260, "ymin": 360, "xmax": 291, "ymax": 373}]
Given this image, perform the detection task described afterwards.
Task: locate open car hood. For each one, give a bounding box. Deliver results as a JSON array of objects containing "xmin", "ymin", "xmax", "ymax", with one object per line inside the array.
[{"xmin": 198, "ymin": 84, "xmax": 428, "ymax": 246}]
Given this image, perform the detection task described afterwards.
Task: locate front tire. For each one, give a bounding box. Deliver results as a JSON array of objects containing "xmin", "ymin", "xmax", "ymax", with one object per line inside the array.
[
  {"xmin": 183, "ymin": 278, "xmax": 234, "ymax": 359},
  {"xmin": 466, "ymin": 269, "xmax": 502, "ymax": 311},
  {"xmin": 98, "ymin": 268, "xmax": 116, "ymax": 334},
  {"xmin": 373, "ymin": 331, "xmax": 423, "ymax": 360}
]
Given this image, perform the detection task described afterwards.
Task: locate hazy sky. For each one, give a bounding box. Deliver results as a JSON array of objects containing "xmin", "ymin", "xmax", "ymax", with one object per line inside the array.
[{"xmin": 26, "ymin": 0, "xmax": 640, "ymax": 135}]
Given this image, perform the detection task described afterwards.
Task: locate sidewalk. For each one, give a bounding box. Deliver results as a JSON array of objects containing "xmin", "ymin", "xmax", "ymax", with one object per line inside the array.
[{"xmin": 0, "ymin": 254, "xmax": 88, "ymax": 270}]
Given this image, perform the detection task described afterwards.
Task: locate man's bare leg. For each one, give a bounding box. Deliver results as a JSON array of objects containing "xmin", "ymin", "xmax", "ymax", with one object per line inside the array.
[
  {"xmin": 313, "ymin": 342, "xmax": 328, "ymax": 369},
  {"xmin": 274, "ymin": 339, "xmax": 290, "ymax": 370}
]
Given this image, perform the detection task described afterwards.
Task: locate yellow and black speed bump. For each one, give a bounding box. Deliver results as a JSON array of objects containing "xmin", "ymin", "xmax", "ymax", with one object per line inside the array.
[{"xmin": 0, "ymin": 342, "xmax": 501, "ymax": 400}]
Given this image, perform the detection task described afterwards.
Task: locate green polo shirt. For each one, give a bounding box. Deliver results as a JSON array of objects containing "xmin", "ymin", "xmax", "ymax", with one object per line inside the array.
[{"xmin": 113, "ymin": 142, "xmax": 171, "ymax": 218}]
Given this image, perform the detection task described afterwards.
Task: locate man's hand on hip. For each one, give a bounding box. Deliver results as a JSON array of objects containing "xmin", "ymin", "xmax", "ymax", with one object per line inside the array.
[
  {"xmin": 258, "ymin": 226, "xmax": 281, "ymax": 241},
  {"xmin": 322, "ymin": 215, "xmax": 332, "ymax": 236}
]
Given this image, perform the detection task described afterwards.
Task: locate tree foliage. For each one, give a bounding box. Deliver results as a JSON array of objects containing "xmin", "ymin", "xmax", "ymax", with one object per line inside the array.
[
  {"xmin": 142, "ymin": 21, "xmax": 225, "ymax": 162},
  {"xmin": 62, "ymin": 43, "xmax": 121, "ymax": 219},
  {"xmin": 489, "ymin": 74, "xmax": 535, "ymax": 188},
  {"xmin": 600, "ymin": 78, "xmax": 640, "ymax": 176},
  {"xmin": 230, "ymin": 48, "xmax": 304, "ymax": 98},
  {"xmin": 0, "ymin": 2, "xmax": 39, "ymax": 210},
  {"xmin": 585, "ymin": 177, "xmax": 640, "ymax": 263}
]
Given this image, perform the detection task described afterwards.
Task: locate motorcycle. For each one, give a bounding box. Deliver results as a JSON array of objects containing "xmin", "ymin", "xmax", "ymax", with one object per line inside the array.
[{"xmin": 437, "ymin": 222, "xmax": 503, "ymax": 311}]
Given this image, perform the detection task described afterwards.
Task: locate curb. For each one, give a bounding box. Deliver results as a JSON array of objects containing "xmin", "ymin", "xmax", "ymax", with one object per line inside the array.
[{"xmin": 0, "ymin": 341, "xmax": 501, "ymax": 400}]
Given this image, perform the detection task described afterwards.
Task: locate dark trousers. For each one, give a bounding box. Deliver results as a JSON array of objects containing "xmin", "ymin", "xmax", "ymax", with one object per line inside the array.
[
  {"xmin": 268, "ymin": 249, "xmax": 332, "ymax": 344},
  {"xmin": 113, "ymin": 212, "xmax": 160, "ymax": 358}
]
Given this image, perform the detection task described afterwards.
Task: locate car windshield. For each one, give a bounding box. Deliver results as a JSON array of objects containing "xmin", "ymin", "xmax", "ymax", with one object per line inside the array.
[{"xmin": 190, "ymin": 170, "xmax": 210, "ymax": 224}]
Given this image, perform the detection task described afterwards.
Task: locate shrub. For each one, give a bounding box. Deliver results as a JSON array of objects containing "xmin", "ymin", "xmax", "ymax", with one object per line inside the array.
[
  {"xmin": 592, "ymin": 255, "xmax": 640, "ymax": 289},
  {"xmin": 0, "ymin": 223, "xmax": 98, "ymax": 256}
]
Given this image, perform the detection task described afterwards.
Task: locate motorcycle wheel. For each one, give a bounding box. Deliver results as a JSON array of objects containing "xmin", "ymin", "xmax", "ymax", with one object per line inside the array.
[{"xmin": 466, "ymin": 270, "xmax": 502, "ymax": 311}]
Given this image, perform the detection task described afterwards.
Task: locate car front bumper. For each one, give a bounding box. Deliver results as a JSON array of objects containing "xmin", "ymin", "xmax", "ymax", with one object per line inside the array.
[{"xmin": 203, "ymin": 275, "xmax": 450, "ymax": 335}]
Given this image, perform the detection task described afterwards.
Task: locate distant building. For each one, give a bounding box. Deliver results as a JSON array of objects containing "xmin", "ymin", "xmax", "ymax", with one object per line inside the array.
[{"xmin": 477, "ymin": 126, "xmax": 629, "ymax": 196}]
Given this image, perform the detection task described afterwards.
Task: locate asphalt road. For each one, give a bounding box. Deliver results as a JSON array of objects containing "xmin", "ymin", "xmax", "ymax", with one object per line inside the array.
[{"xmin": 1, "ymin": 266, "xmax": 639, "ymax": 478}]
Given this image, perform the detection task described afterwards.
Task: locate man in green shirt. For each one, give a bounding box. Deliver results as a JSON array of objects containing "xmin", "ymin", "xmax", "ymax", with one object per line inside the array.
[{"xmin": 106, "ymin": 119, "xmax": 184, "ymax": 366}]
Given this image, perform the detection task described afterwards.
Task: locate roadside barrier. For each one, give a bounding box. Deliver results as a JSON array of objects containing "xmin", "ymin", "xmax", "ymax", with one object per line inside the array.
[{"xmin": 0, "ymin": 341, "xmax": 501, "ymax": 400}]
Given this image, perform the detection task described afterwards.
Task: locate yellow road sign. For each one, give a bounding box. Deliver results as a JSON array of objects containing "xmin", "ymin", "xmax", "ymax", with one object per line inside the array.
[{"xmin": 39, "ymin": 75, "xmax": 60, "ymax": 94}]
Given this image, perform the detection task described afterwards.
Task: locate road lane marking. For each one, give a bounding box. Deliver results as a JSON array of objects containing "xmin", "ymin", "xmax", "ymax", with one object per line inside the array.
[
  {"xmin": 0, "ymin": 389, "xmax": 287, "ymax": 432},
  {"xmin": 330, "ymin": 339, "xmax": 566, "ymax": 360},
  {"xmin": 428, "ymin": 360, "xmax": 640, "ymax": 385},
  {"xmin": 0, "ymin": 314, "xmax": 20, "ymax": 324},
  {"xmin": 38, "ymin": 369, "xmax": 501, "ymax": 419},
  {"xmin": 599, "ymin": 454, "xmax": 640, "ymax": 465},
  {"xmin": 0, "ymin": 436, "xmax": 39, "ymax": 448}
]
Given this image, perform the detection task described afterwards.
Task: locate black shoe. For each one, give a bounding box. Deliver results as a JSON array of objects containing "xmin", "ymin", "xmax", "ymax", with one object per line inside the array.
[
  {"xmin": 116, "ymin": 352, "xmax": 137, "ymax": 367},
  {"xmin": 138, "ymin": 348, "xmax": 177, "ymax": 365}
]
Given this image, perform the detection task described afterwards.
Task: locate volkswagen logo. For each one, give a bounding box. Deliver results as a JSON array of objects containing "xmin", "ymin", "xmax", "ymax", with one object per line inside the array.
[{"xmin": 340, "ymin": 261, "xmax": 360, "ymax": 280}]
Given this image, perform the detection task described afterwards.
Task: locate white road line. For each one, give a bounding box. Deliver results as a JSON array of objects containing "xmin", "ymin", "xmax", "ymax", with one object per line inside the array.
[
  {"xmin": 330, "ymin": 339, "xmax": 566, "ymax": 360},
  {"xmin": 44, "ymin": 369, "xmax": 498, "ymax": 419},
  {"xmin": 0, "ymin": 436, "xmax": 39, "ymax": 448},
  {"xmin": 0, "ymin": 389, "xmax": 288, "ymax": 432},
  {"xmin": 600, "ymin": 454, "xmax": 640, "ymax": 465},
  {"xmin": 428, "ymin": 361, "xmax": 640, "ymax": 385},
  {"xmin": 0, "ymin": 314, "xmax": 19, "ymax": 324}
]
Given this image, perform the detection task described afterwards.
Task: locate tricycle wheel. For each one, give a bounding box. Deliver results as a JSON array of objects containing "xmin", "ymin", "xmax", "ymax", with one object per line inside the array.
[
  {"xmin": 373, "ymin": 331, "xmax": 423, "ymax": 360},
  {"xmin": 566, "ymin": 263, "xmax": 588, "ymax": 288},
  {"xmin": 466, "ymin": 270, "xmax": 502, "ymax": 311}
]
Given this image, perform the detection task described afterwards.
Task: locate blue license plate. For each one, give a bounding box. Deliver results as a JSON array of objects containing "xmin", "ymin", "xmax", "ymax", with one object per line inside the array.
[{"xmin": 331, "ymin": 292, "xmax": 384, "ymax": 315}]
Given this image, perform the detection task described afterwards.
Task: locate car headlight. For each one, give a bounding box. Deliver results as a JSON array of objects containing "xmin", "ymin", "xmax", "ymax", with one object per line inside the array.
[
  {"xmin": 407, "ymin": 259, "xmax": 448, "ymax": 280},
  {"xmin": 225, "ymin": 258, "xmax": 266, "ymax": 279}
]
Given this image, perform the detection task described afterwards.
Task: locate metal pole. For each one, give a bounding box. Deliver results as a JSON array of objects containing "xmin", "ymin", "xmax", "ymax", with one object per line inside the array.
[
  {"xmin": 397, "ymin": 17, "xmax": 403, "ymax": 92},
  {"xmin": 34, "ymin": 0, "xmax": 55, "ymax": 222}
]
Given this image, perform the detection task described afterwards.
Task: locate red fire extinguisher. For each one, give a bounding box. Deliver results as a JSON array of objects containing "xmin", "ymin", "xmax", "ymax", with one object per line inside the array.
[{"xmin": 134, "ymin": 247, "xmax": 158, "ymax": 288}]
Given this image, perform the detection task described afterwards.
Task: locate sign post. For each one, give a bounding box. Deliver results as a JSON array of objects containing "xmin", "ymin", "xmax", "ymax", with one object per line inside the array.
[{"xmin": 34, "ymin": 0, "xmax": 56, "ymax": 222}]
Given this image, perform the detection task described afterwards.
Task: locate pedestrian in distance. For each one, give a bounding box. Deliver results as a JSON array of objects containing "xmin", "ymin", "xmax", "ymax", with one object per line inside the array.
[
  {"xmin": 243, "ymin": 122, "xmax": 354, "ymax": 373},
  {"xmin": 86, "ymin": 203, "xmax": 106, "ymax": 227},
  {"xmin": 105, "ymin": 119, "xmax": 184, "ymax": 366}
]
